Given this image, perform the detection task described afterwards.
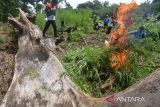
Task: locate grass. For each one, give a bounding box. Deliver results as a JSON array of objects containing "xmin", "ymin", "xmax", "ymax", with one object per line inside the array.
[
  {"xmin": 0, "ymin": 36, "xmax": 4, "ymax": 44},
  {"xmin": 61, "ymin": 36, "xmax": 160, "ymax": 97},
  {"xmin": 67, "ymin": 31, "xmax": 86, "ymax": 42},
  {"xmin": 62, "ymin": 46, "xmax": 111, "ymax": 97},
  {"xmin": 36, "ymin": 9, "xmax": 93, "ymax": 36}
]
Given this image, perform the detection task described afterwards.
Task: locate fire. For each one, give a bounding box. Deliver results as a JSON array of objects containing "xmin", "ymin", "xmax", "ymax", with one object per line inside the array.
[
  {"xmin": 110, "ymin": 49, "xmax": 128, "ymax": 70},
  {"xmin": 106, "ymin": 0, "xmax": 137, "ymax": 70}
]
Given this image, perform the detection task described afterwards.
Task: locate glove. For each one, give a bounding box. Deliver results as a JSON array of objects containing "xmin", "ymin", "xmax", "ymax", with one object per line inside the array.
[{"xmin": 45, "ymin": 18, "xmax": 48, "ymax": 21}]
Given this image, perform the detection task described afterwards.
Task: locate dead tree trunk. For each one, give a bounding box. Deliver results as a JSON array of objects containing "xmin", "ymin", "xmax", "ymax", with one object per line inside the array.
[{"xmin": 1, "ymin": 9, "xmax": 160, "ymax": 107}]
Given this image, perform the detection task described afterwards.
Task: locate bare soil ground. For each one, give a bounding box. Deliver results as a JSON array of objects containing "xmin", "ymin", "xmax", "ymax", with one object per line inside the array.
[
  {"xmin": 0, "ymin": 27, "xmax": 17, "ymax": 103},
  {"xmin": 56, "ymin": 32, "xmax": 106, "ymax": 56}
]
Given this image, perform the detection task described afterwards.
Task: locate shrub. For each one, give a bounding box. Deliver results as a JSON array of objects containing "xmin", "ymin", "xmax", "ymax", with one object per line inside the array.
[{"xmin": 67, "ymin": 31, "xmax": 86, "ymax": 42}]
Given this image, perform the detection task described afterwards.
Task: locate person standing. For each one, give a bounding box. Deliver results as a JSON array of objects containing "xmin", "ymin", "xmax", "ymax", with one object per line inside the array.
[
  {"xmin": 103, "ymin": 15, "xmax": 110, "ymax": 31},
  {"xmin": 106, "ymin": 17, "xmax": 116, "ymax": 35},
  {"xmin": 43, "ymin": 0, "xmax": 58, "ymax": 37}
]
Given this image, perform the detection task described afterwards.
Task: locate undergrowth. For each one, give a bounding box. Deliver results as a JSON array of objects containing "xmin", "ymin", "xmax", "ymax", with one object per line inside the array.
[
  {"xmin": 61, "ymin": 37, "xmax": 160, "ymax": 97},
  {"xmin": 67, "ymin": 31, "xmax": 86, "ymax": 42}
]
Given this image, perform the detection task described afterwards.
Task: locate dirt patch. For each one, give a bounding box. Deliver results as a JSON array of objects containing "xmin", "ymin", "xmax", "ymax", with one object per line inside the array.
[
  {"xmin": 56, "ymin": 32, "xmax": 105, "ymax": 57},
  {"xmin": 0, "ymin": 27, "xmax": 18, "ymax": 103},
  {"xmin": 0, "ymin": 52, "xmax": 14, "ymax": 103}
]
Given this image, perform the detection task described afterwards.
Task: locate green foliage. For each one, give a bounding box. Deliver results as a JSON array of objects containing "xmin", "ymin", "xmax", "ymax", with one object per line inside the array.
[
  {"xmin": 140, "ymin": 38, "xmax": 160, "ymax": 52},
  {"xmin": 61, "ymin": 35, "xmax": 160, "ymax": 97},
  {"xmin": 36, "ymin": 13, "xmax": 47, "ymax": 32},
  {"xmin": 0, "ymin": 36, "xmax": 4, "ymax": 44},
  {"xmin": 113, "ymin": 20, "xmax": 160, "ymax": 91},
  {"xmin": 145, "ymin": 21, "xmax": 160, "ymax": 39},
  {"xmin": 36, "ymin": 12, "xmax": 55, "ymax": 36},
  {"xmin": 97, "ymin": 4, "xmax": 118, "ymax": 18},
  {"xmin": 118, "ymin": 38, "xmax": 159, "ymax": 88},
  {"xmin": 35, "ymin": 2, "xmax": 160, "ymax": 97},
  {"xmin": 62, "ymin": 46, "xmax": 114, "ymax": 97},
  {"xmin": 114, "ymin": 71, "xmax": 131, "ymax": 90},
  {"xmin": 36, "ymin": 9, "xmax": 93, "ymax": 35},
  {"xmin": 0, "ymin": 0, "xmax": 20, "ymax": 22},
  {"xmin": 129, "ymin": 14, "xmax": 160, "ymax": 39},
  {"xmin": 109, "ymin": 40, "xmax": 156, "ymax": 91},
  {"xmin": 77, "ymin": 0, "xmax": 118, "ymax": 18},
  {"xmin": 152, "ymin": 1, "xmax": 160, "ymax": 13},
  {"xmin": 67, "ymin": 31, "xmax": 86, "ymax": 42},
  {"xmin": 35, "ymin": 4, "xmax": 43, "ymax": 13},
  {"xmin": 56, "ymin": 9, "xmax": 92, "ymax": 31},
  {"xmin": 77, "ymin": 0, "xmax": 102, "ymax": 10}
]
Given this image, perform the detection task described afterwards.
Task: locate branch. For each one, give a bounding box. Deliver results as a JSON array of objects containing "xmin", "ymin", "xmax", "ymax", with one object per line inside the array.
[
  {"xmin": 8, "ymin": 16, "xmax": 24, "ymax": 31},
  {"xmin": 19, "ymin": 8, "xmax": 31, "ymax": 26}
]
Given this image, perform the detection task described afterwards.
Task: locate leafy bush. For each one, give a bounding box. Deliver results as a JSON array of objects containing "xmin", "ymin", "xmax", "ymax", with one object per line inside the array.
[
  {"xmin": 67, "ymin": 31, "xmax": 86, "ymax": 42},
  {"xmin": 145, "ymin": 21, "xmax": 160, "ymax": 39}
]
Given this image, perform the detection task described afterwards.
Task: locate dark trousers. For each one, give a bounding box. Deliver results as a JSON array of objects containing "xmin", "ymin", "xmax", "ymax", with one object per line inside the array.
[
  {"xmin": 106, "ymin": 26, "xmax": 112, "ymax": 35},
  {"xmin": 43, "ymin": 20, "xmax": 57, "ymax": 37}
]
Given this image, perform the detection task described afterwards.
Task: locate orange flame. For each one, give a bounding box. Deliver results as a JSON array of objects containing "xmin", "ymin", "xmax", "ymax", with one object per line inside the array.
[
  {"xmin": 107, "ymin": 0, "xmax": 137, "ymax": 70},
  {"xmin": 110, "ymin": 50, "xmax": 128, "ymax": 70}
]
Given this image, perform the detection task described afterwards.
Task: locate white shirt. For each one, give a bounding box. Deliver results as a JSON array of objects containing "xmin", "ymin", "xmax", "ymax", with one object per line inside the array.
[
  {"xmin": 46, "ymin": 15, "xmax": 56, "ymax": 21},
  {"xmin": 45, "ymin": 8, "xmax": 56, "ymax": 21}
]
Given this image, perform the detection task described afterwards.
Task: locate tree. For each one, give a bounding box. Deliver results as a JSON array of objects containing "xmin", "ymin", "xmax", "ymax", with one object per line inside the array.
[
  {"xmin": 103, "ymin": 1, "xmax": 109, "ymax": 8},
  {"xmin": 77, "ymin": 0, "xmax": 103, "ymax": 10},
  {"xmin": 109, "ymin": 4, "xmax": 119, "ymax": 17},
  {"xmin": 21, "ymin": 0, "xmax": 65, "ymax": 13},
  {"xmin": 77, "ymin": 1, "xmax": 94, "ymax": 9},
  {"xmin": 0, "ymin": 0, "xmax": 20, "ymax": 22},
  {"xmin": 77, "ymin": 0, "xmax": 118, "ymax": 18},
  {"xmin": 64, "ymin": 0, "xmax": 73, "ymax": 9},
  {"xmin": 152, "ymin": 0, "xmax": 160, "ymax": 13},
  {"xmin": 93, "ymin": 0, "xmax": 102, "ymax": 9},
  {"xmin": 35, "ymin": 3, "xmax": 43, "ymax": 12},
  {"xmin": 152, "ymin": 0, "xmax": 160, "ymax": 3},
  {"xmin": 21, "ymin": 0, "xmax": 43, "ymax": 13}
]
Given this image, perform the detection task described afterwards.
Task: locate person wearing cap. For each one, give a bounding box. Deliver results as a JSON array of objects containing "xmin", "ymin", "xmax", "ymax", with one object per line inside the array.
[{"xmin": 43, "ymin": 0, "xmax": 58, "ymax": 37}]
